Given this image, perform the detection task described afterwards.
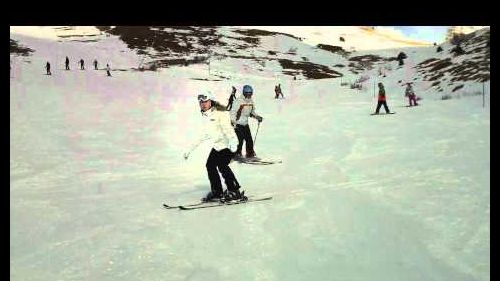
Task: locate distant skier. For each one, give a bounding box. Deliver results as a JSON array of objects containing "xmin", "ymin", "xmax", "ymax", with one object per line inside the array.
[
  {"xmin": 45, "ymin": 61, "xmax": 51, "ymax": 75},
  {"xmin": 405, "ymin": 83, "xmax": 419, "ymax": 106},
  {"xmin": 93, "ymin": 59, "xmax": 98, "ymax": 70},
  {"xmin": 183, "ymin": 92, "xmax": 246, "ymax": 202},
  {"xmin": 65, "ymin": 56, "xmax": 70, "ymax": 70},
  {"xmin": 230, "ymin": 85, "xmax": 263, "ymax": 159},
  {"xmin": 226, "ymin": 86, "xmax": 237, "ymax": 111},
  {"xmin": 278, "ymin": 84, "xmax": 284, "ymax": 98},
  {"xmin": 106, "ymin": 64, "xmax": 112, "ymax": 77},
  {"xmin": 79, "ymin": 59, "xmax": 85, "ymax": 70},
  {"xmin": 373, "ymin": 82, "xmax": 392, "ymax": 114},
  {"xmin": 274, "ymin": 84, "xmax": 284, "ymax": 99}
]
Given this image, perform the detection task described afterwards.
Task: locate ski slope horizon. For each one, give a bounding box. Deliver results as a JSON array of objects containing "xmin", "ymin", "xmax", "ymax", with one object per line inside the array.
[
  {"xmin": 10, "ymin": 26, "xmax": 431, "ymax": 51},
  {"xmin": 11, "ymin": 27, "xmax": 490, "ymax": 281}
]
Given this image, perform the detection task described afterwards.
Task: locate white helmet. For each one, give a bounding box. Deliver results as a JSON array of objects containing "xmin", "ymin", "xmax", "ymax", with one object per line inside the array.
[{"xmin": 197, "ymin": 90, "xmax": 214, "ymax": 103}]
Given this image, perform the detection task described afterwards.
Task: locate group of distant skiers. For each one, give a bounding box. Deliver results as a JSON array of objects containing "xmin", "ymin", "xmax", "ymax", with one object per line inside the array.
[{"xmin": 45, "ymin": 56, "xmax": 112, "ymax": 77}]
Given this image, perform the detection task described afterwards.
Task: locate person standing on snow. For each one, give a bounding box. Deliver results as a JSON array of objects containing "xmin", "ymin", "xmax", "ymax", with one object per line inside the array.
[
  {"xmin": 65, "ymin": 56, "xmax": 70, "ymax": 70},
  {"xmin": 183, "ymin": 92, "xmax": 246, "ymax": 202},
  {"xmin": 79, "ymin": 59, "xmax": 85, "ymax": 70},
  {"xmin": 276, "ymin": 84, "xmax": 284, "ymax": 99},
  {"xmin": 93, "ymin": 59, "xmax": 98, "ymax": 70},
  {"xmin": 405, "ymin": 83, "xmax": 419, "ymax": 106},
  {"xmin": 230, "ymin": 84, "xmax": 263, "ymax": 159},
  {"xmin": 374, "ymin": 82, "xmax": 392, "ymax": 114},
  {"xmin": 226, "ymin": 86, "xmax": 237, "ymax": 111},
  {"xmin": 106, "ymin": 64, "xmax": 112, "ymax": 77},
  {"xmin": 45, "ymin": 61, "xmax": 51, "ymax": 75}
]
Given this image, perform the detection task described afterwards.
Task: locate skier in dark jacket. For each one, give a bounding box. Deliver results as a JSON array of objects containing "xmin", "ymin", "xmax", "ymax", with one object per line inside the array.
[
  {"xmin": 65, "ymin": 56, "xmax": 70, "ymax": 70},
  {"xmin": 274, "ymin": 84, "xmax": 284, "ymax": 99},
  {"xmin": 106, "ymin": 64, "xmax": 112, "ymax": 77},
  {"xmin": 226, "ymin": 86, "xmax": 237, "ymax": 111},
  {"xmin": 80, "ymin": 59, "xmax": 85, "ymax": 70},
  {"xmin": 45, "ymin": 61, "xmax": 51, "ymax": 75},
  {"xmin": 374, "ymin": 82, "xmax": 392, "ymax": 114},
  {"xmin": 93, "ymin": 59, "xmax": 98, "ymax": 70}
]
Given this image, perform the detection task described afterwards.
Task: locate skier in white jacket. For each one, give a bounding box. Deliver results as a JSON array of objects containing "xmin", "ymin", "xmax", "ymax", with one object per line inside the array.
[
  {"xmin": 230, "ymin": 85, "xmax": 263, "ymax": 159},
  {"xmin": 184, "ymin": 92, "xmax": 246, "ymax": 202}
]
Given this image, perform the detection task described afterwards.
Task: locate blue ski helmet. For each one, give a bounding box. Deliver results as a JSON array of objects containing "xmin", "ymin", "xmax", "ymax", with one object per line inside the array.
[{"xmin": 242, "ymin": 85, "xmax": 253, "ymax": 96}]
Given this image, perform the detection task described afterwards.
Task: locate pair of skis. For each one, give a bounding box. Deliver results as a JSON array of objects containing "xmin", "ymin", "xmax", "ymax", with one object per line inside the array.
[
  {"xmin": 163, "ymin": 196, "xmax": 273, "ymax": 210},
  {"xmin": 234, "ymin": 157, "xmax": 282, "ymax": 165},
  {"xmin": 164, "ymin": 156, "xmax": 279, "ymax": 210}
]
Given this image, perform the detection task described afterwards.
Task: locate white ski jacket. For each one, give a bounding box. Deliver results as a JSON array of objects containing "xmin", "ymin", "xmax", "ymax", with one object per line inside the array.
[
  {"xmin": 187, "ymin": 105, "xmax": 238, "ymax": 154},
  {"xmin": 230, "ymin": 96, "xmax": 261, "ymax": 126}
]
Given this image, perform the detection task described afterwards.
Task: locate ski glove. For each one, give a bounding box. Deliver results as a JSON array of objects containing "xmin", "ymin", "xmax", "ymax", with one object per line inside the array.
[{"xmin": 256, "ymin": 116, "xmax": 263, "ymax": 122}]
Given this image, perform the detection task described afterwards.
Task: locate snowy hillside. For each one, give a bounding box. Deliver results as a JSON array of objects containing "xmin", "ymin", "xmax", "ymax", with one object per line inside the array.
[
  {"xmin": 237, "ymin": 26, "xmax": 433, "ymax": 50},
  {"xmin": 11, "ymin": 26, "xmax": 489, "ymax": 281},
  {"xmin": 11, "ymin": 26, "xmax": 489, "ymax": 99}
]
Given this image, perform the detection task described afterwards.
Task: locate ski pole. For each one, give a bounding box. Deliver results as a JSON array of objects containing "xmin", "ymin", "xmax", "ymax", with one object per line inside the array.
[{"xmin": 253, "ymin": 121, "xmax": 261, "ymax": 146}]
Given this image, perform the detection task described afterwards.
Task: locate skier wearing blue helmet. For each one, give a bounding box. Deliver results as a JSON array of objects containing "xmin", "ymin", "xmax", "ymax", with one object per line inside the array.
[{"xmin": 230, "ymin": 84, "xmax": 263, "ymax": 159}]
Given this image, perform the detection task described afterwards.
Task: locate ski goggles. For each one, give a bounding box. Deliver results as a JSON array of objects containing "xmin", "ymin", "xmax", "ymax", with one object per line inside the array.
[
  {"xmin": 242, "ymin": 91, "xmax": 253, "ymax": 96},
  {"xmin": 198, "ymin": 94, "xmax": 209, "ymax": 102}
]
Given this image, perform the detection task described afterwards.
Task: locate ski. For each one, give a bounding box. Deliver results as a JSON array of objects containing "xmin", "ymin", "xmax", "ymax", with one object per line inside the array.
[
  {"xmin": 163, "ymin": 201, "xmax": 206, "ymax": 209},
  {"xmin": 179, "ymin": 196, "xmax": 273, "ymax": 210},
  {"xmin": 163, "ymin": 194, "xmax": 270, "ymax": 209},
  {"xmin": 370, "ymin": 112, "xmax": 396, "ymax": 115},
  {"xmin": 239, "ymin": 159, "xmax": 282, "ymax": 165},
  {"xmin": 235, "ymin": 157, "xmax": 282, "ymax": 165}
]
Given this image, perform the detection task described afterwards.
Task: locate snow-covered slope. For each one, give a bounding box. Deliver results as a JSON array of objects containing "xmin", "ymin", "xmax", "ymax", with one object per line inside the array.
[
  {"xmin": 10, "ymin": 26, "xmax": 489, "ymax": 281},
  {"xmin": 11, "ymin": 26, "xmax": 489, "ymax": 89}
]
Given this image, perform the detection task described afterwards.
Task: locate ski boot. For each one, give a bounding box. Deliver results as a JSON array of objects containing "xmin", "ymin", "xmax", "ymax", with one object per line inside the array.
[
  {"xmin": 245, "ymin": 152, "xmax": 259, "ymax": 161},
  {"xmin": 201, "ymin": 191, "xmax": 223, "ymax": 202},
  {"xmin": 222, "ymin": 189, "xmax": 247, "ymax": 202},
  {"xmin": 233, "ymin": 152, "xmax": 244, "ymax": 163}
]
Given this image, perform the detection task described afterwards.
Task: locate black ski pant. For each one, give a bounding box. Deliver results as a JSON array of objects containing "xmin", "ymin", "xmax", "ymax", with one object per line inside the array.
[
  {"xmin": 206, "ymin": 148, "xmax": 239, "ymax": 195},
  {"xmin": 375, "ymin": 100, "xmax": 390, "ymax": 113},
  {"xmin": 234, "ymin": 124, "xmax": 255, "ymax": 157}
]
